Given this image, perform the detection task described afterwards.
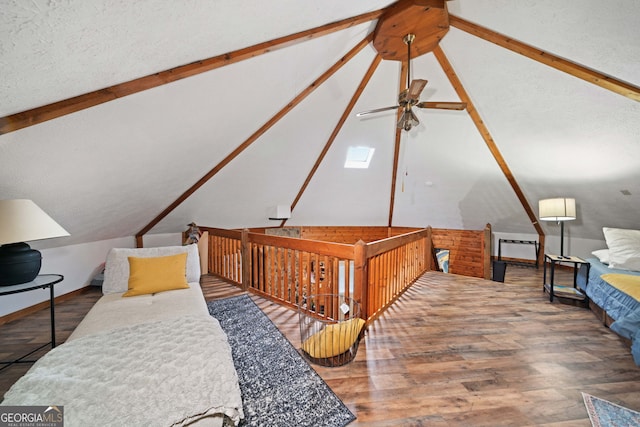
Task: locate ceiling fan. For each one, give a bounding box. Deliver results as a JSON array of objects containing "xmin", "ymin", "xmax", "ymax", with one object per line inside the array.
[{"xmin": 356, "ymin": 34, "xmax": 467, "ymax": 131}]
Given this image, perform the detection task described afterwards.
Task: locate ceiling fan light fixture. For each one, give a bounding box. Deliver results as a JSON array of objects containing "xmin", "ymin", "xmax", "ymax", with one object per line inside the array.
[
  {"xmin": 356, "ymin": 33, "xmax": 466, "ymax": 127},
  {"xmin": 397, "ymin": 108, "xmax": 419, "ymax": 131}
]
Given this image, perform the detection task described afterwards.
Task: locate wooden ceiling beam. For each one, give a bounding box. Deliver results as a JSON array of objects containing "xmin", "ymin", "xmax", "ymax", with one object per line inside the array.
[
  {"xmin": 449, "ymin": 15, "xmax": 640, "ymax": 102},
  {"xmin": 433, "ymin": 46, "xmax": 544, "ymax": 238},
  {"xmin": 0, "ymin": 9, "xmax": 385, "ymax": 135},
  {"xmin": 281, "ymin": 53, "xmax": 383, "ymax": 228},
  {"xmin": 136, "ymin": 34, "xmax": 375, "ymax": 241},
  {"xmin": 388, "ymin": 60, "xmax": 409, "ymax": 227}
]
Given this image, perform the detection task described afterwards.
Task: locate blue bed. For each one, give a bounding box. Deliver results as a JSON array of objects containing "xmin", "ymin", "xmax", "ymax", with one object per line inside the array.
[{"xmin": 578, "ymin": 258, "xmax": 640, "ymax": 364}]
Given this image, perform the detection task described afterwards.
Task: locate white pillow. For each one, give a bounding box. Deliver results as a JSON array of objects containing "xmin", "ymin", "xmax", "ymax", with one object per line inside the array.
[
  {"xmin": 102, "ymin": 244, "xmax": 201, "ymax": 294},
  {"xmin": 591, "ymin": 249, "xmax": 610, "ymax": 264},
  {"xmin": 603, "ymin": 227, "xmax": 640, "ymax": 272}
]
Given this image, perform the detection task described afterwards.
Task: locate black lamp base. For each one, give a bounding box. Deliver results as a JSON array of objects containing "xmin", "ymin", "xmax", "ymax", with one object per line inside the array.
[{"xmin": 0, "ymin": 242, "xmax": 42, "ymax": 286}]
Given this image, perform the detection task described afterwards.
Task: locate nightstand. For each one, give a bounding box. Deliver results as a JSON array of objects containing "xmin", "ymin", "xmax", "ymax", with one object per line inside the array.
[
  {"xmin": 543, "ymin": 254, "xmax": 588, "ymax": 303},
  {"xmin": 0, "ymin": 274, "xmax": 63, "ymax": 371}
]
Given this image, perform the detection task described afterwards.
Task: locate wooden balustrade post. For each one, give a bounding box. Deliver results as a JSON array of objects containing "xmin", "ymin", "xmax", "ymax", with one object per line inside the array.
[
  {"xmin": 483, "ymin": 224, "xmax": 492, "ymax": 280},
  {"xmin": 426, "ymin": 226, "xmax": 433, "ymax": 271},
  {"xmin": 353, "ymin": 240, "xmax": 368, "ymax": 320},
  {"xmin": 241, "ymin": 228, "xmax": 250, "ymax": 290}
]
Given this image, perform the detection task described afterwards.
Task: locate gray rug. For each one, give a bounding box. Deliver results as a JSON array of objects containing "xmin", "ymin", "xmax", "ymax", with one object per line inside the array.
[
  {"xmin": 208, "ymin": 294, "xmax": 356, "ymax": 427},
  {"xmin": 582, "ymin": 392, "xmax": 640, "ymax": 427}
]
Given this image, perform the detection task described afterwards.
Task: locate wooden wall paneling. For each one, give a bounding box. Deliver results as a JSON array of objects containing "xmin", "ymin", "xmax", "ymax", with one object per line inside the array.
[
  {"xmin": 431, "ymin": 228, "xmax": 486, "ymax": 278},
  {"xmin": 299, "ymin": 226, "xmax": 389, "ymax": 244}
]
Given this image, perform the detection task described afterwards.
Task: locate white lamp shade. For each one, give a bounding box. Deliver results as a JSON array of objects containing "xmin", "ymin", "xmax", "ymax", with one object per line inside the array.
[
  {"xmin": 0, "ymin": 199, "xmax": 70, "ymax": 245},
  {"xmin": 539, "ymin": 198, "xmax": 576, "ymax": 222}
]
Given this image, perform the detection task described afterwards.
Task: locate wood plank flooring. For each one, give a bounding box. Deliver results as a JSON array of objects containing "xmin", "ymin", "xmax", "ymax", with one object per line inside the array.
[{"xmin": 2, "ymin": 265, "xmax": 640, "ymax": 426}]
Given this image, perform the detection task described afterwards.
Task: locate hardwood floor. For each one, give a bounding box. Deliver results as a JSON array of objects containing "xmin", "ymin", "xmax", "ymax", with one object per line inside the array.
[{"xmin": 2, "ymin": 265, "xmax": 640, "ymax": 426}]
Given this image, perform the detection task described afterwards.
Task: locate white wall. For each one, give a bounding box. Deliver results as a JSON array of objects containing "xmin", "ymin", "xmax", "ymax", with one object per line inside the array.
[
  {"xmin": 142, "ymin": 233, "xmax": 182, "ymax": 247},
  {"xmin": 1, "ymin": 233, "xmax": 183, "ymax": 317},
  {"xmin": 494, "ymin": 231, "xmax": 606, "ymax": 261},
  {"xmin": 1, "ymin": 237, "xmax": 131, "ymax": 317}
]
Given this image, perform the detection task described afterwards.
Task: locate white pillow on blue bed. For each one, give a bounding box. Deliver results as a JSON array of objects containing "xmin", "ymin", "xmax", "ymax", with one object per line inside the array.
[
  {"xmin": 603, "ymin": 227, "xmax": 640, "ymax": 272},
  {"xmin": 102, "ymin": 244, "xmax": 201, "ymax": 294},
  {"xmin": 591, "ymin": 249, "xmax": 610, "ymax": 264}
]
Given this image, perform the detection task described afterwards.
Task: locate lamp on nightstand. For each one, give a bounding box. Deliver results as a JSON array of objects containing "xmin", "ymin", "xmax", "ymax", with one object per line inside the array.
[
  {"xmin": 539, "ymin": 198, "xmax": 576, "ymax": 257},
  {"xmin": 0, "ymin": 199, "xmax": 69, "ymax": 286}
]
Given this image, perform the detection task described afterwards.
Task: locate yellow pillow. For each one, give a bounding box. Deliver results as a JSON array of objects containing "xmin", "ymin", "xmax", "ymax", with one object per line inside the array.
[
  {"xmin": 302, "ymin": 318, "xmax": 365, "ymax": 358},
  {"xmin": 123, "ymin": 253, "xmax": 189, "ymax": 297}
]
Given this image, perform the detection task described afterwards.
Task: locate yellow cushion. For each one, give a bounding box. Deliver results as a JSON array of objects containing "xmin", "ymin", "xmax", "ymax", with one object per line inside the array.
[
  {"xmin": 123, "ymin": 253, "xmax": 189, "ymax": 297},
  {"xmin": 302, "ymin": 317, "xmax": 365, "ymax": 358},
  {"xmin": 601, "ymin": 274, "xmax": 640, "ymax": 302}
]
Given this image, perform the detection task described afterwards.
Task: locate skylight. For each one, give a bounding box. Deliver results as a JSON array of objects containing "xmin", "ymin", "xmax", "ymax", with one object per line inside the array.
[{"xmin": 344, "ymin": 146, "xmax": 375, "ymax": 169}]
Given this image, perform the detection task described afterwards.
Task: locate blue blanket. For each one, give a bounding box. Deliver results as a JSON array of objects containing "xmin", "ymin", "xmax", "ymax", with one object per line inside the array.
[{"xmin": 580, "ymin": 258, "xmax": 640, "ymax": 364}]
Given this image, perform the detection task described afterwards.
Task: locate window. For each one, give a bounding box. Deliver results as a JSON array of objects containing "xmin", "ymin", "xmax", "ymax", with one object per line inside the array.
[{"xmin": 344, "ymin": 146, "xmax": 375, "ymax": 169}]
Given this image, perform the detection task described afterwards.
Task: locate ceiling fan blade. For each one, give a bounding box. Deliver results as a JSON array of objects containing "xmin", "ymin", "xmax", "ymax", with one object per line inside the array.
[
  {"xmin": 356, "ymin": 105, "xmax": 400, "ymax": 117},
  {"xmin": 407, "ymin": 79, "xmax": 428, "ymax": 101},
  {"xmin": 416, "ymin": 101, "xmax": 467, "ymax": 111}
]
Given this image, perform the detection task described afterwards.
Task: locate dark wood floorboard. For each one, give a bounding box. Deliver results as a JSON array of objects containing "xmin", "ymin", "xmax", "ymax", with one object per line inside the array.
[{"xmin": 2, "ymin": 265, "xmax": 639, "ymax": 426}]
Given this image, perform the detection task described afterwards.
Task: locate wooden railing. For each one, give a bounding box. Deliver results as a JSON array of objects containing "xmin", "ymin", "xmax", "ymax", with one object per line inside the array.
[
  {"xmin": 364, "ymin": 228, "xmax": 430, "ymax": 320},
  {"xmin": 245, "ymin": 233, "xmax": 355, "ymax": 311},
  {"xmin": 208, "ymin": 228, "xmax": 243, "ymax": 284},
  {"xmin": 203, "ymin": 225, "xmax": 489, "ymax": 321}
]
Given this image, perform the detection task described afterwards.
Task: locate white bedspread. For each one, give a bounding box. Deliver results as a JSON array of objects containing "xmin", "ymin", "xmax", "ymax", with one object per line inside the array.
[
  {"xmin": 67, "ymin": 283, "xmax": 210, "ymax": 341},
  {"xmin": 2, "ymin": 315, "xmax": 244, "ymax": 427}
]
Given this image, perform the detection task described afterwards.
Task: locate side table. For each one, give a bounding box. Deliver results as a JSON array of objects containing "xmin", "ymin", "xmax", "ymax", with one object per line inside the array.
[
  {"xmin": 543, "ymin": 254, "xmax": 588, "ymax": 303},
  {"xmin": 0, "ymin": 274, "xmax": 63, "ymax": 371}
]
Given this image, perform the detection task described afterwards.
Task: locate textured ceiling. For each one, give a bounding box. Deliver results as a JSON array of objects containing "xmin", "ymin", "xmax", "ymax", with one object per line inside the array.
[{"xmin": 0, "ymin": 0, "xmax": 638, "ymax": 252}]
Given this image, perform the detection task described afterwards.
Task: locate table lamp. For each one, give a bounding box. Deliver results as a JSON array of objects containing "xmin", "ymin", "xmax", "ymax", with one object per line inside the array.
[
  {"xmin": 539, "ymin": 198, "xmax": 576, "ymax": 257},
  {"xmin": 0, "ymin": 199, "xmax": 70, "ymax": 286}
]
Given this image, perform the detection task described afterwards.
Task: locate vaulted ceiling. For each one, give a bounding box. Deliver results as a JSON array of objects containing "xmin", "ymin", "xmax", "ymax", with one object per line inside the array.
[{"xmin": 1, "ymin": 0, "xmax": 639, "ymax": 251}]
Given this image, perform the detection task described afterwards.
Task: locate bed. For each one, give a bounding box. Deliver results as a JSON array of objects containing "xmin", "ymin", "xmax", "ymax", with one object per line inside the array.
[
  {"xmin": 1, "ymin": 244, "xmax": 244, "ymax": 427},
  {"xmin": 577, "ymin": 227, "xmax": 640, "ymax": 365}
]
